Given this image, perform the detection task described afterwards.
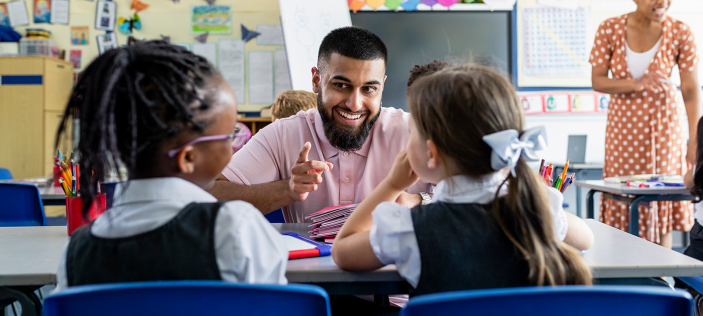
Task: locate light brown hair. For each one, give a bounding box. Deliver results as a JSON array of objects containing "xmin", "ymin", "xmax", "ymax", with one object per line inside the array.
[
  {"xmin": 408, "ymin": 64, "xmax": 592, "ymax": 286},
  {"xmin": 271, "ymin": 90, "xmax": 317, "ymax": 120}
]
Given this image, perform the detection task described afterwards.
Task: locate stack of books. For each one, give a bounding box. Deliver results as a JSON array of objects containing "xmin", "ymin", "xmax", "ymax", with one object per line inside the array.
[{"xmin": 306, "ymin": 204, "xmax": 358, "ymax": 242}]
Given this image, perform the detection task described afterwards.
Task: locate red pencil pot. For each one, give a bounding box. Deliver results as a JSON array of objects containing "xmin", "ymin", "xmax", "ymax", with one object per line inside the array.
[
  {"xmin": 53, "ymin": 165, "xmax": 62, "ymax": 187},
  {"xmin": 66, "ymin": 194, "xmax": 106, "ymax": 236}
]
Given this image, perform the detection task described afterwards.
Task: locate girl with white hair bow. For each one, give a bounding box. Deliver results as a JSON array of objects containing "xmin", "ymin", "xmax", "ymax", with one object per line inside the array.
[{"xmin": 332, "ymin": 64, "xmax": 595, "ymax": 296}]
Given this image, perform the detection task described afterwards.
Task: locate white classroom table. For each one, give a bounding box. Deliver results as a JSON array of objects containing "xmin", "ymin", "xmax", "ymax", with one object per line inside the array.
[
  {"xmin": 3, "ymin": 220, "xmax": 703, "ymax": 314},
  {"xmin": 574, "ymin": 180, "xmax": 697, "ymax": 235}
]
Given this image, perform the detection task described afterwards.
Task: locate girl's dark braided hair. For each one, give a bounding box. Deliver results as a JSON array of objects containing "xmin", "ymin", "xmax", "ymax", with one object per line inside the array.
[{"xmin": 56, "ymin": 37, "xmax": 218, "ymax": 215}]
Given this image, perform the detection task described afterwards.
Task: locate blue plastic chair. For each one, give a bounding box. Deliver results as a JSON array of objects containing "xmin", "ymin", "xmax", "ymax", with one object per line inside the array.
[
  {"xmin": 0, "ymin": 168, "xmax": 12, "ymax": 180},
  {"xmin": 265, "ymin": 208, "xmax": 286, "ymax": 223},
  {"xmin": 0, "ymin": 183, "xmax": 46, "ymax": 226},
  {"xmin": 402, "ymin": 285, "xmax": 692, "ymax": 316},
  {"xmin": 43, "ymin": 280, "xmax": 331, "ymax": 316}
]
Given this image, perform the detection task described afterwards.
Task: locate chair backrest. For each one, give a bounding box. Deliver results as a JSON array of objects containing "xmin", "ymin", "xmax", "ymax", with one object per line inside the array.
[
  {"xmin": 265, "ymin": 208, "xmax": 286, "ymax": 223},
  {"xmin": 0, "ymin": 183, "xmax": 46, "ymax": 226},
  {"xmin": 0, "ymin": 168, "xmax": 12, "ymax": 180},
  {"xmin": 402, "ymin": 285, "xmax": 692, "ymax": 316},
  {"xmin": 100, "ymin": 181, "xmax": 121, "ymax": 209},
  {"xmin": 44, "ymin": 280, "xmax": 331, "ymax": 316}
]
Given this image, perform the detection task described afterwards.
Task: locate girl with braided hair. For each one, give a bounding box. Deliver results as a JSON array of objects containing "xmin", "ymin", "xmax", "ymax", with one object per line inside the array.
[{"xmin": 53, "ymin": 38, "xmax": 288, "ymax": 290}]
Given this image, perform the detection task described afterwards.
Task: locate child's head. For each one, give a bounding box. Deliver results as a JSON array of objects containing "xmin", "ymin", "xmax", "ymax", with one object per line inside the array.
[
  {"xmin": 271, "ymin": 90, "xmax": 317, "ymax": 121},
  {"xmin": 407, "ymin": 59, "xmax": 450, "ymax": 88},
  {"xmin": 57, "ymin": 38, "xmax": 238, "ymax": 212},
  {"xmin": 406, "ymin": 64, "xmax": 591, "ymax": 286}
]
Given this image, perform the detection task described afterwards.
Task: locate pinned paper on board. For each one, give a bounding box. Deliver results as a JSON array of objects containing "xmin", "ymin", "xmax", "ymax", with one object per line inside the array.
[
  {"xmin": 275, "ymin": 48, "xmax": 292, "ymax": 98},
  {"xmin": 523, "ymin": 6, "xmax": 591, "ymax": 77},
  {"xmin": 257, "ymin": 24, "xmax": 284, "ymax": 46},
  {"xmin": 543, "ymin": 94, "xmax": 570, "ymax": 113},
  {"xmin": 520, "ymin": 94, "xmax": 544, "ymax": 115},
  {"xmin": 7, "ymin": 0, "xmax": 30, "ymax": 27},
  {"xmin": 218, "ymin": 38, "xmax": 245, "ymax": 103},
  {"xmin": 569, "ymin": 94, "xmax": 596, "ymax": 112},
  {"xmin": 96, "ymin": 32, "xmax": 118, "ymax": 54},
  {"xmin": 191, "ymin": 5, "xmax": 232, "ymax": 34},
  {"xmin": 70, "ymin": 26, "xmax": 89, "ymax": 45},
  {"xmin": 33, "ymin": 0, "xmax": 50, "ymax": 23},
  {"xmin": 193, "ymin": 42, "xmax": 217, "ymax": 66},
  {"xmin": 95, "ymin": 0, "xmax": 116, "ymax": 31},
  {"xmin": 194, "ymin": 31, "xmax": 208, "ymax": 43},
  {"xmin": 69, "ymin": 50, "xmax": 81, "ymax": 69},
  {"xmin": 240, "ymin": 24, "xmax": 260, "ymax": 43},
  {"xmin": 50, "ymin": 0, "xmax": 69, "ymax": 24},
  {"xmin": 248, "ymin": 51, "xmax": 274, "ymax": 104},
  {"xmin": 0, "ymin": 4, "xmax": 10, "ymax": 27}
]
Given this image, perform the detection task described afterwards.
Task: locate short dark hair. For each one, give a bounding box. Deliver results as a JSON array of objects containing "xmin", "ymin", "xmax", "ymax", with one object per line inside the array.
[
  {"xmin": 317, "ymin": 27, "xmax": 387, "ymax": 72},
  {"xmin": 407, "ymin": 60, "xmax": 451, "ymax": 87}
]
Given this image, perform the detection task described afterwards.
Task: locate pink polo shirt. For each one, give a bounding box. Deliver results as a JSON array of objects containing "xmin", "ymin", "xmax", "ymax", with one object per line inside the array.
[{"xmin": 222, "ymin": 107, "xmax": 433, "ymax": 223}]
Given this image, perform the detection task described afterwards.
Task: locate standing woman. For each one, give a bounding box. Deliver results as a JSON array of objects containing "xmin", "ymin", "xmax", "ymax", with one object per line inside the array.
[{"xmin": 591, "ymin": 0, "xmax": 701, "ymax": 247}]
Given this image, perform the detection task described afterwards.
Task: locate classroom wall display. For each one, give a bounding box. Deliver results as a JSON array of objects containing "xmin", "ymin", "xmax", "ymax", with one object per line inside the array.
[
  {"xmin": 569, "ymin": 93, "xmax": 596, "ymax": 112},
  {"xmin": 69, "ymin": 49, "xmax": 81, "ymax": 68},
  {"xmin": 33, "ymin": 0, "xmax": 51, "ymax": 23},
  {"xmin": 518, "ymin": 91, "xmax": 610, "ymax": 115},
  {"xmin": 190, "ymin": 5, "xmax": 232, "ymax": 34},
  {"xmin": 96, "ymin": 32, "xmax": 117, "ymax": 54},
  {"xmin": 94, "ymin": 0, "xmax": 116, "ymax": 31},
  {"xmin": 218, "ymin": 38, "xmax": 245, "ymax": 103},
  {"xmin": 7, "ymin": 0, "xmax": 30, "ymax": 27},
  {"xmin": 0, "ymin": 4, "xmax": 9, "ymax": 27},
  {"xmin": 522, "ymin": 6, "xmax": 590, "ymax": 77},
  {"xmin": 70, "ymin": 26, "xmax": 89, "ymax": 45},
  {"xmin": 521, "ymin": 94, "xmax": 544, "ymax": 115},
  {"xmin": 50, "ymin": 0, "xmax": 69, "ymax": 24}
]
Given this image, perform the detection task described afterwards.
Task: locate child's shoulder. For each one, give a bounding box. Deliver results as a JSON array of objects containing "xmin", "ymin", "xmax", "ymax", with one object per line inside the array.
[{"xmin": 217, "ymin": 200, "xmax": 274, "ymax": 228}]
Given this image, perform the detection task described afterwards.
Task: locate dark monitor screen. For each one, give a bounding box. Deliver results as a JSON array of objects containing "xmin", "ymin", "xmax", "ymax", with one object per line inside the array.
[{"xmin": 351, "ymin": 11, "xmax": 512, "ymax": 110}]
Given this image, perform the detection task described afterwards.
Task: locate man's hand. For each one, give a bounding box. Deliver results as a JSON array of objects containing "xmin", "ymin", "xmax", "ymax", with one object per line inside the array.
[
  {"xmin": 395, "ymin": 191, "xmax": 422, "ymax": 208},
  {"xmin": 289, "ymin": 142, "xmax": 333, "ymax": 202}
]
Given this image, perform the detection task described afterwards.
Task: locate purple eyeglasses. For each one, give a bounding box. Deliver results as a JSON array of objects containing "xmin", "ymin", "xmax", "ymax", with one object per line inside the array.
[{"xmin": 167, "ymin": 125, "xmax": 252, "ymax": 157}]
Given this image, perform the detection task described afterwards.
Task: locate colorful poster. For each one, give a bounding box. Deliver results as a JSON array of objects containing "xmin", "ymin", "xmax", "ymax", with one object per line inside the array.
[
  {"xmin": 33, "ymin": 0, "xmax": 50, "ymax": 23},
  {"xmin": 190, "ymin": 5, "xmax": 232, "ymax": 35},
  {"xmin": 0, "ymin": 4, "xmax": 9, "ymax": 27},
  {"xmin": 70, "ymin": 26, "xmax": 89, "ymax": 45},
  {"xmin": 95, "ymin": 0, "xmax": 116, "ymax": 31},
  {"xmin": 69, "ymin": 50, "xmax": 81, "ymax": 69}
]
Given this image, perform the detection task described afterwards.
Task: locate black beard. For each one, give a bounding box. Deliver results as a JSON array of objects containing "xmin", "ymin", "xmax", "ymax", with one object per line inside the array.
[{"xmin": 317, "ymin": 92, "xmax": 380, "ymax": 152}]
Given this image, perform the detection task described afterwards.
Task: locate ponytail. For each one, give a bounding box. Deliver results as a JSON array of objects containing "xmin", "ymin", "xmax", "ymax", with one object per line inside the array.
[{"xmin": 493, "ymin": 159, "xmax": 592, "ymax": 285}]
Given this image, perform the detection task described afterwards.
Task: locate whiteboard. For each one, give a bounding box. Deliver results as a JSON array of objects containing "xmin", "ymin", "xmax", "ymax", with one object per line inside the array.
[
  {"xmin": 279, "ymin": 0, "xmax": 352, "ymax": 92},
  {"xmin": 517, "ymin": 0, "xmax": 703, "ymax": 88}
]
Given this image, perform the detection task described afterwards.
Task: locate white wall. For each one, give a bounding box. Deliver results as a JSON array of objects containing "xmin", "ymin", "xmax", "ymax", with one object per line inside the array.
[{"xmin": 525, "ymin": 113, "xmax": 608, "ymax": 164}]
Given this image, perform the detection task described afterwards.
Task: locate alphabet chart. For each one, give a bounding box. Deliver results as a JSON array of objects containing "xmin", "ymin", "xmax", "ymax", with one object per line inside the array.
[{"xmin": 523, "ymin": 6, "xmax": 591, "ymax": 77}]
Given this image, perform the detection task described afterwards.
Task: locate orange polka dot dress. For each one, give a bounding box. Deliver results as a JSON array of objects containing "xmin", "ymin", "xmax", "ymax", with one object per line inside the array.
[{"xmin": 589, "ymin": 15, "xmax": 699, "ymax": 243}]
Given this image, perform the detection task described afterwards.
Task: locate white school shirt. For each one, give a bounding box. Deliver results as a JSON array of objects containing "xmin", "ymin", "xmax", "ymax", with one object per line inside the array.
[
  {"xmin": 626, "ymin": 37, "xmax": 661, "ymax": 80},
  {"xmin": 54, "ymin": 177, "xmax": 288, "ymax": 291},
  {"xmin": 369, "ymin": 172, "xmax": 569, "ymax": 288}
]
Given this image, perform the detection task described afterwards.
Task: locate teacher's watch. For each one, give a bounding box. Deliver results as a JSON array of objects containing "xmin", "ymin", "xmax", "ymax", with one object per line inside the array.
[{"xmin": 419, "ymin": 192, "xmax": 432, "ymax": 205}]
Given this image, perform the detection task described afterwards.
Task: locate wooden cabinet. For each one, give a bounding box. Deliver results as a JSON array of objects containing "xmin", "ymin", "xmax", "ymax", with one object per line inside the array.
[
  {"xmin": 239, "ymin": 117, "xmax": 273, "ymax": 135},
  {"xmin": 0, "ymin": 56, "xmax": 73, "ymax": 179}
]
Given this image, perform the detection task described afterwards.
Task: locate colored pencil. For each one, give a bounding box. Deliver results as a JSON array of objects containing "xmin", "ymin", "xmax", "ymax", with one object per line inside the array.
[
  {"xmin": 558, "ymin": 160, "xmax": 570, "ymax": 191},
  {"xmin": 58, "ymin": 178, "xmax": 72, "ymax": 197},
  {"xmin": 539, "ymin": 159, "xmax": 545, "ymax": 177}
]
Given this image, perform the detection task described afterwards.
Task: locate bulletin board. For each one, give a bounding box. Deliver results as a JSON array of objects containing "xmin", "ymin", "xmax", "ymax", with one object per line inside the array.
[
  {"xmin": 516, "ymin": 0, "xmax": 703, "ymax": 88},
  {"xmin": 2, "ymin": 0, "xmax": 288, "ymax": 113}
]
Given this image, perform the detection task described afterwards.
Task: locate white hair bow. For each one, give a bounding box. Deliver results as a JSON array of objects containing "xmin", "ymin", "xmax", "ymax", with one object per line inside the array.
[{"xmin": 482, "ymin": 126, "xmax": 548, "ymax": 177}]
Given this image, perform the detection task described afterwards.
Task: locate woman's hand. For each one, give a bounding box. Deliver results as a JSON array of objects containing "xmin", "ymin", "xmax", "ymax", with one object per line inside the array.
[
  {"xmin": 384, "ymin": 150, "xmax": 419, "ymax": 192},
  {"xmin": 634, "ymin": 72, "xmax": 668, "ymax": 92}
]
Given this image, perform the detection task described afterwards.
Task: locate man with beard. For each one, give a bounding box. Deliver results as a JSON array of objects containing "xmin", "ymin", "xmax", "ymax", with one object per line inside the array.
[{"xmin": 209, "ymin": 27, "xmax": 432, "ymax": 223}]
